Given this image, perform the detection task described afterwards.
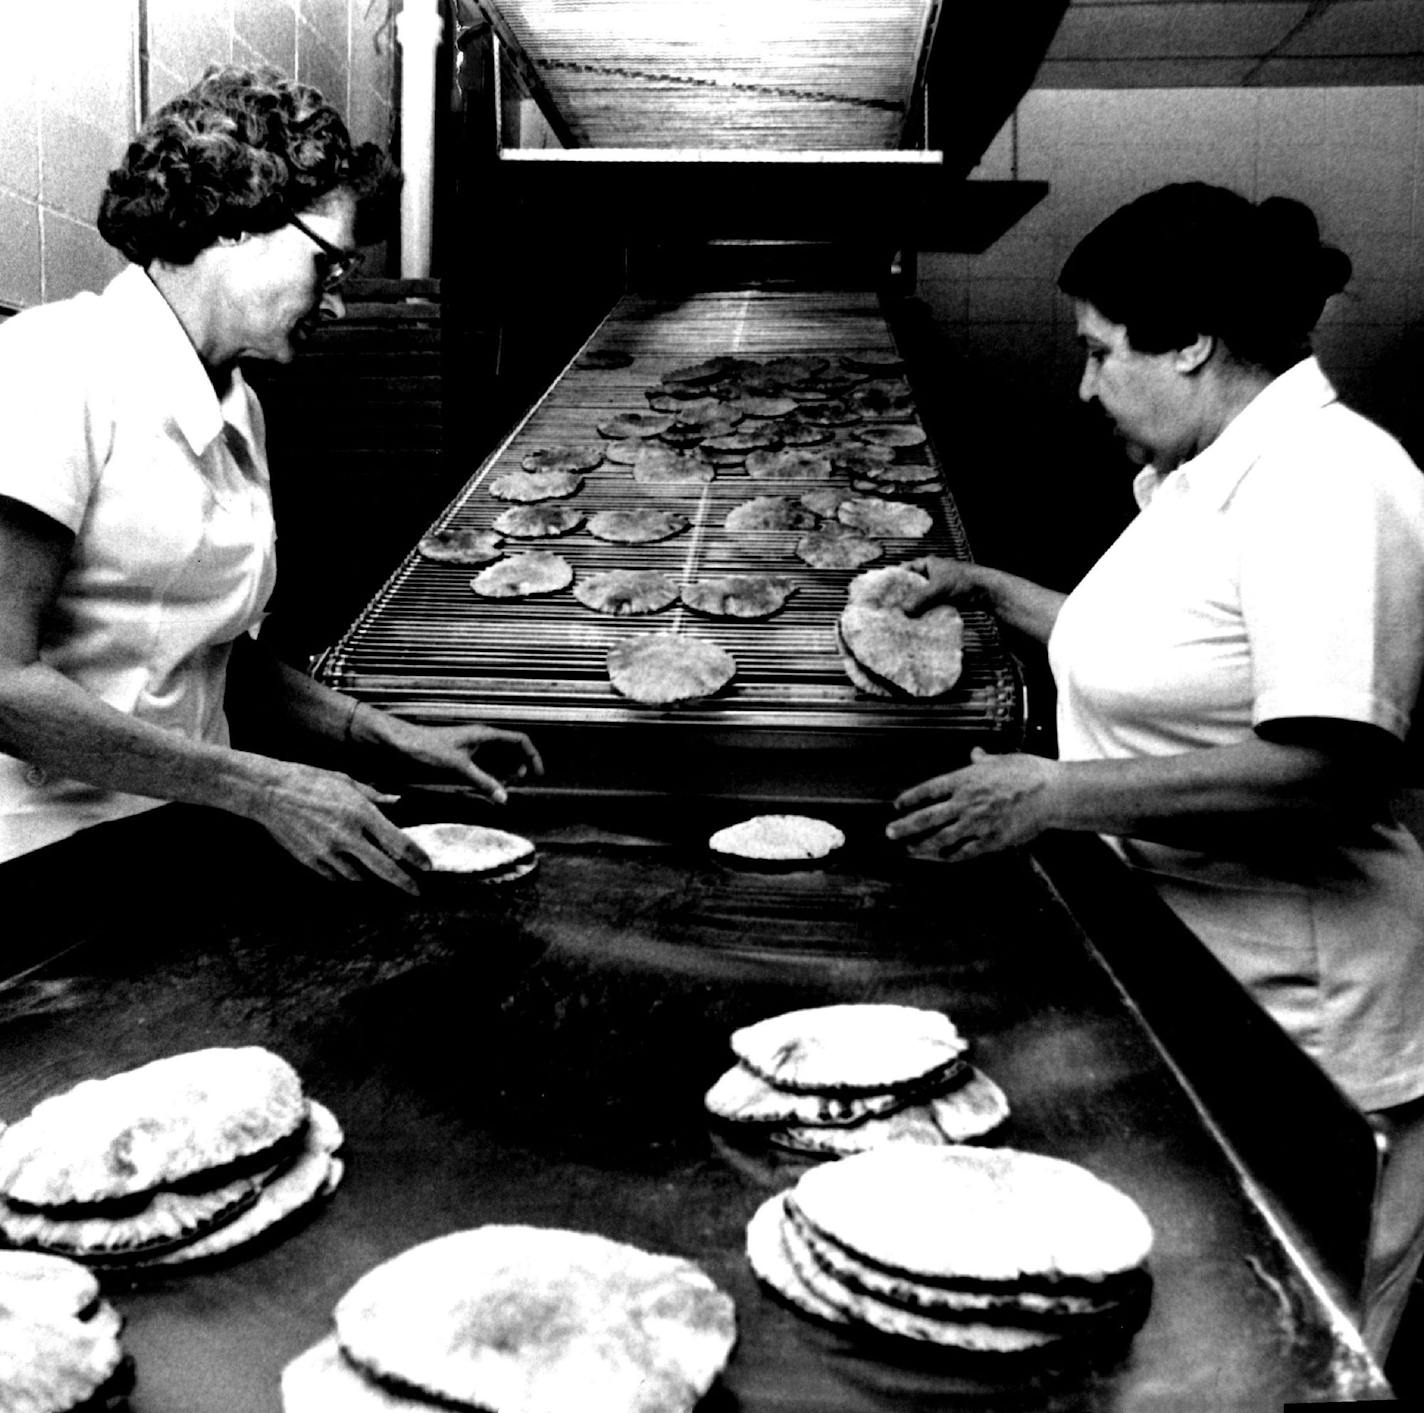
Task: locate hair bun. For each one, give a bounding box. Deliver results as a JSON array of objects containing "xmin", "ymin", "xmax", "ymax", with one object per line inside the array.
[{"xmin": 1257, "ymin": 195, "xmax": 1352, "ymax": 301}]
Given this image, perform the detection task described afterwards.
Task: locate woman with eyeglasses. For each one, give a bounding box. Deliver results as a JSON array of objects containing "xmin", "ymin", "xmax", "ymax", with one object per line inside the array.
[{"xmin": 0, "ymin": 64, "xmax": 541, "ymax": 899}]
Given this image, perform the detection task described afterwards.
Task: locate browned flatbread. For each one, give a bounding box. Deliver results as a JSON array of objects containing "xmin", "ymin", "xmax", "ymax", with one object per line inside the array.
[
  {"xmin": 796, "ymin": 527, "xmax": 883, "ymax": 570},
  {"xmin": 681, "ymin": 575, "xmax": 796, "ymax": 619},
  {"xmin": 800, "ymin": 488, "xmax": 857, "ymax": 519},
  {"xmin": 416, "ymin": 529, "xmax": 504, "ymax": 565},
  {"xmin": 673, "ymin": 399, "xmax": 743, "ymax": 430},
  {"xmin": 574, "ymin": 570, "xmax": 680, "ymax": 616},
  {"xmin": 469, "ymin": 552, "xmax": 573, "ymax": 599},
  {"xmin": 745, "ymin": 448, "xmax": 833, "ymax": 480},
  {"xmin": 733, "ymin": 395, "xmax": 799, "ymax": 418},
  {"xmin": 629, "ymin": 446, "xmax": 716, "ymax": 484},
  {"xmin": 597, "ymin": 411, "xmax": 675, "ymax": 439},
  {"xmin": 837, "ymin": 497, "xmax": 932, "ymax": 538},
  {"xmin": 776, "ymin": 419, "xmax": 834, "ymax": 447},
  {"xmin": 585, "ymin": 509, "xmax": 691, "ymax": 544},
  {"xmin": 829, "ymin": 443, "xmax": 895, "ymax": 477},
  {"xmin": 491, "ymin": 505, "xmax": 584, "ymax": 538},
  {"xmin": 702, "ymin": 429, "xmax": 781, "ymax": 456},
  {"xmin": 520, "ymin": 445, "xmax": 604, "ymax": 474},
  {"xmin": 724, "ymin": 496, "xmax": 819, "ymax": 533},
  {"xmin": 854, "ymin": 423, "xmax": 928, "ymax": 450},
  {"xmin": 840, "ymin": 567, "xmax": 963, "ymax": 697},
  {"xmin": 331, "ymin": 1226, "xmax": 737, "ymax": 1413},
  {"xmin": 607, "ymin": 634, "xmax": 736, "ymax": 705},
  {"xmin": 487, "ymin": 470, "xmax": 585, "ymax": 503}
]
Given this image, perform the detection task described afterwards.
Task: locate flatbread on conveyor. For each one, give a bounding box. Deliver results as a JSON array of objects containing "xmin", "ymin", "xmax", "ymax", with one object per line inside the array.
[
  {"xmin": 765, "ymin": 355, "xmax": 829, "ymax": 383},
  {"xmin": 800, "ymin": 488, "xmax": 857, "ymax": 519},
  {"xmin": 520, "ymin": 445, "xmax": 604, "ymax": 474},
  {"xmin": 702, "ymin": 429, "xmax": 781, "ymax": 458},
  {"xmin": 745, "ymin": 448, "xmax": 833, "ymax": 481},
  {"xmin": 673, "ymin": 400, "xmax": 743, "ymax": 430},
  {"xmin": 857, "ymin": 460, "xmax": 941, "ymax": 486},
  {"xmin": 306, "ymin": 1226, "xmax": 736, "ymax": 1413},
  {"xmin": 491, "ymin": 505, "xmax": 583, "ymax": 539},
  {"xmin": 402, "ymin": 823, "xmax": 537, "ymax": 882},
  {"xmin": 837, "ymin": 496, "xmax": 933, "ymax": 539},
  {"xmin": 795, "ymin": 527, "xmax": 883, "ymax": 570},
  {"xmin": 775, "ymin": 419, "xmax": 834, "ymax": 447},
  {"xmin": 732, "ymin": 395, "xmax": 799, "ymax": 418},
  {"xmin": 575, "ymin": 570, "xmax": 680, "ymax": 616},
  {"xmin": 416, "ymin": 529, "xmax": 504, "ymax": 565},
  {"xmin": 681, "ymin": 575, "xmax": 796, "ymax": 620},
  {"xmin": 795, "ymin": 400, "xmax": 858, "ymax": 427},
  {"xmin": 598, "ymin": 411, "xmax": 675, "ymax": 439},
  {"xmin": 585, "ymin": 509, "xmax": 690, "ymax": 544},
  {"xmin": 840, "ymin": 565, "xmax": 963, "ymax": 698},
  {"xmin": 829, "ymin": 443, "xmax": 895, "ymax": 478},
  {"xmin": 663, "ymin": 355, "xmax": 743, "ymax": 387},
  {"xmin": 855, "ymin": 423, "xmax": 928, "ymax": 450},
  {"xmin": 607, "ymin": 634, "xmax": 736, "ymax": 706},
  {"xmin": 841, "ymin": 350, "xmax": 906, "ymax": 373},
  {"xmin": 487, "ymin": 470, "xmax": 585, "ymax": 503},
  {"xmin": 848, "ymin": 381, "xmax": 915, "ymax": 419},
  {"xmin": 724, "ymin": 496, "xmax": 819, "ymax": 533},
  {"xmin": 630, "ymin": 446, "xmax": 716, "ymax": 484},
  {"xmin": 708, "ymin": 814, "xmax": 844, "ymax": 863},
  {"xmin": 469, "ymin": 552, "xmax": 573, "ymax": 599}
]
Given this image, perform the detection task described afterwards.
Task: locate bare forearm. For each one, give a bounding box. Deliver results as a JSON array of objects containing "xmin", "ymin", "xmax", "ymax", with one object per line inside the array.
[
  {"xmin": 967, "ymin": 566, "xmax": 1066, "ymax": 645},
  {"xmin": 0, "ymin": 663, "xmax": 278, "ymax": 817}
]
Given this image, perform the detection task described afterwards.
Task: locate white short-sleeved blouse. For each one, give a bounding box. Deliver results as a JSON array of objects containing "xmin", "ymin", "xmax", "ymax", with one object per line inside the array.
[
  {"xmin": 0, "ymin": 266, "xmax": 277, "ymax": 861},
  {"xmin": 1049, "ymin": 357, "xmax": 1424, "ymax": 1111}
]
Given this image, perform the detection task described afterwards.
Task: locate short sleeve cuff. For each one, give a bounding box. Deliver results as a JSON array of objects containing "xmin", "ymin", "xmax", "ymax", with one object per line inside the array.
[{"xmin": 1254, "ymin": 686, "xmax": 1411, "ymax": 741}]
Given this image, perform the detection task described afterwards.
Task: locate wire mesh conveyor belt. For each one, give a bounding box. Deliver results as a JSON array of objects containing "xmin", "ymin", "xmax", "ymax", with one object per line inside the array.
[{"xmin": 315, "ymin": 289, "xmax": 1023, "ymax": 743}]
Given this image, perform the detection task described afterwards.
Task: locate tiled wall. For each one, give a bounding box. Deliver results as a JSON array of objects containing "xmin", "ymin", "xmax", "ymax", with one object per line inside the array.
[
  {"xmin": 0, "ymin": 0, "xmax": 397, "ymax": 310},
  {"xmin": 925, "ymin": 86, "xmax": 1424, "ymax": 462}
]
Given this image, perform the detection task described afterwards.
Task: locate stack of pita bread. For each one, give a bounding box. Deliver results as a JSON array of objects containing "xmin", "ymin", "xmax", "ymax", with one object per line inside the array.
[
  {"xmin": 0, "ymin": 1046, "xmax": 343, "ymax": 1272},
  {"xmin": 747, "ymin": 1145, "xmax": 1153, "ymax": 1356},
  {"xmin": 402, "ymin": 823, "xmax": 538, "ymax": 883},
  {"xmin": 705, "ymin": 1003, "xmax": 1008, "ymax": 1155},
  {"xmin": 282, "ymin": 1225, "xmax": 737, "ymax": 1413},
  {"xmin": 838, "ymin": 565, "xmax": 964, "ymax": 699},
  {"xmin": 0, "ymin": 1250, "xmax": 132, "ymax": 1412}
]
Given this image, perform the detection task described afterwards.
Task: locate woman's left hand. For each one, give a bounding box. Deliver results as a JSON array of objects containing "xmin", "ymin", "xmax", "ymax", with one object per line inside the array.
[
  {"xmin": 357, "ymin": 711, "xmax": 543, "ymax": 803},
  {"xmin": 886, "ymin": 748, "xmax": 1059, "ymax": 860}
]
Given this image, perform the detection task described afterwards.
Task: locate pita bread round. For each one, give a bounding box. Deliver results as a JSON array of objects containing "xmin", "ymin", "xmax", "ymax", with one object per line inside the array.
[
  {"xmin": 598, "ymin": 411, "xmax": 674, "ymax": 439},
  {"xmin": 795, "ymin": 528, "xmax": 883, "ymax": 570},
  {"xmin": 629, "ymin": 446, "xmax": 715, "ymax": 484},
  {"xmin": 856, "ymin": 460, "xmax": 941, "ymax": 486},
  {"xmin": 0, "ymin": 1297, "xmax": 128, "ymax": 1413},
  {"xmin": 840, "ymin": 569, "xmax": 964, "ymax": 698},
  {"xmin": 585, "ymin": 509, "xmax": 690, "ymax": 544},
  {"xmin": 704, "ymin": 1062, "xmax": 949, "ymax": 1129},
  {"xmin": 520, "ymin": 445, "xmax": 604, "ymax": 474},
  {"xmin": 848, "ymin": 381, "xmax": 915, "ymax": 420},
  {"xmin": 0, "ymin": 1047, "xmax": 306, "ymax": 1207},
  {"xmin": 491, "ymin": 505, "xmax": 583, "ymax": 538},
  {"xmin": 663, "ymin": 355, "xmax": 741, "ymax": 386},
  {"xmin": 672, "ymin": 399, "xmax": 743, "ymax": 430},
  {"xmin": 487, "ymin": 470, "xmax": 585, "ymax": 503},
  {"xmin": 796, "ymin": 400, "xmax": 857, "ymax": 427},
  {"xmin": 731, "ymin": 1004, "xmax": 968, "ymax": 1095},
  {"xmin": 284, "ymin": 1335, "xmax": 429, "ymax": 1412},
  {"xmin": 417, "ymin": 529, "xmax": 504, "ymax": 566},
  {"xmin": 776, "ymin": 420, "xmax": 834, "ymax": 447},
  {"xmin": 709, "ymin": 815, "xmax": 844, "ymax": 862},
  {"xmin": 837, "ymin": 497, "xmax": 932, "ymax": 538},
  {"xmin": 771, "ymin": 1070, "xmax": 1010, "ymax": 1152},
  {"xmin": 842, "ymin": 350, "xmax": 906, "ymax": 373},
  {"xmin": 333, "ymin": 1226, "xmax": 737, "ymax": 1413},
  {"xmin": 855, "ymin": 423, "xmax": 928, "ymax": 449},
  {"xmin": 765, "ymin": 355, "xmax": 829, "ymax": 383},
  {"xmin": 829, "ymin": 444, "xmax": 895, "ymax": 478},
  {"xmin": 660, "ymin": 425, "xmax": 716, "ymax": 450},
  {"xmin": 680, "ymin": 576, "xmax": 795, "ymax": 619},
  {"xmin": 402, "ymin": 823, "xmax": 535, "ymax": 876},
  {"xmin": 469, "ymin": 553, "xmax": 573, "ymax": 599},
  {"xmin": 574, "ymin": 570, "xmax": 680, "ymax": 616},
  {"xmin": 799, "ymin": 488, "xmax": 857, "ymax": 519},
  {"xmin": 724, "ymin": 496, "xmax": 819, "ymax": 533},
  {"xmin": 745, "ymin": 448, "xmax": 833, "ymax": 481},
  {"xmin": 745, "ymin": 1194, "xmax": 851, "ymax": 1327},
  {"xmin": 733, "ymin": 395, "xmax": 799, "ymax": 418},
  {"xmin": 792, "ymin": 1146, "xmax": 1154, "ymax": 1284},
  {"xmin": 702, "ymin": 429, "xmax": 781, "ymax": 456},
  {"xmin": 607, "ymin": 634, "xmax": 736, "ymax": 706}
]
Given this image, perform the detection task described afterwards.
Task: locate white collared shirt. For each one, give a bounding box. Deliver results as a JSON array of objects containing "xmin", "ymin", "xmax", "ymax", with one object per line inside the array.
[
  {"xmin": 0, "ymin": 265, "xmax": 277, "ymax": 859},
  {"xmin": 1049, "ymin": 357, "xmax": 1424, "ymax": 1110}
]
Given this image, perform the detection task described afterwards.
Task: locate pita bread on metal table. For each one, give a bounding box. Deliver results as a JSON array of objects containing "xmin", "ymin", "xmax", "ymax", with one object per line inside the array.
[
  {"xmin": 745, "ymin": 447, "xmax": 833, "ymax": 480},
  {"xmin": 598, "ymin": 411, "xmax": 675, "ymax": 439},
  {"xmin": 848, "ymin": 380, "xmax": 916, "ymax": 420},
  {"xmin": 574, "ymin": 570, "xmax": 681, "ymax": 616},
  {"xmin": 330, "ymin": 1225, "xmax": 737, "ymax": 1413},
  {"xmin": 402, "ymin": 823, "xmax": 537, "ymax": 879},
  {"xmin": 799, "ymin": 488, "xmax": 858, "ymax": 519},
  {"xmin": 705, "ymin": 1062, "xmax": 951, "ymax": 1129},
  {"xmin": 723, "ymin": 496, "xmax": 819, "ymax": 533},
  {"xmin": 585, "ymin": 509, "xmax": 690, "ymax": 544},
  {"xmin": 840, "ymin": 566, "xmax": 963, "ymax": 698},
  {"xmin": 776, "ymin": 419, "xmax": 834, "ymax": 447},
  {"xmin": 671, "ymin": 398, "xmax": 743, "ymax": 430},
  {"xmin": 416, "ymin": 529, "xmax": 504, "ymax": 565},
  {"xmin": 490, "ymin": 505, "xmax": 583, "ymax": 539},
  {"xmin": 487, "ymin": 470, "xmax": 585, "ymax": 503},
  {"xmin": 680, "ymin": 575, "xmax": 796, "ymax": 620},
  {"xmin": 841, "ymin": 350, "xmax": 907, "ymax": 374},
  {"xmin": 662, "ymin": 355, "xmax": 743, "ymax": 387},
  {"xmin": 708, "ymin": 814, "xmax": 845, "ymax": 862},
  {"xmin": 855, "ymin": 422, "xmax": 928, "ymax": 450},
  {"xmin": 731, "ymin": 395, "xmax": 799, "ymax": 418},
  {"xmin": 469, "ymin": 552, "xmax": 573, "ymax": 599},
  {"xmin": 607, "ymin": 634, "xmax": 736, "ymax": 706},
  {"xmin": 628, "ymin": 446, "xmax": 716, "ymax": 484}
]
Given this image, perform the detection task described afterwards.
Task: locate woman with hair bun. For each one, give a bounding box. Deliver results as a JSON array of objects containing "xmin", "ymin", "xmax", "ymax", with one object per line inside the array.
[
  {"xmin": 0, "ymin": 65, "xmax": 540, "ymax": 895},
  {"xmin": 887, "ymin": 182, "xmax": 1424, "ymax": 1358}
]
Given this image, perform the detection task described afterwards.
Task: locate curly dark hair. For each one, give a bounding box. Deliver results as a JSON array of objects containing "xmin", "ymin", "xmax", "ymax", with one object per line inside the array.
[
  {"xmin": 98, "ymin": 64, "xmax": 401, "ymax": 266},
  {"xmin": 1058, "ymin": 182, "xmax": 1352, "ymax": 375}
]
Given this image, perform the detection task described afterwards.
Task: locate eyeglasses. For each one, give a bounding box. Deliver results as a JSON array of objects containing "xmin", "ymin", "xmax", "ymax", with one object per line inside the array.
[{"xmin": 288, "ymin": 212, "xmax": 363, "ymax": 291}]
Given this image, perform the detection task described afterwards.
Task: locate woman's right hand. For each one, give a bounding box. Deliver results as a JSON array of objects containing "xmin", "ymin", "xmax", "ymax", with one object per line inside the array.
[
  {"xmin": 898, "ymin": 557, "xmax": 984, "ymax": 617},
  {"xmin": 246, "ymin": 759, "xmax": 430, "ymax": 894}
]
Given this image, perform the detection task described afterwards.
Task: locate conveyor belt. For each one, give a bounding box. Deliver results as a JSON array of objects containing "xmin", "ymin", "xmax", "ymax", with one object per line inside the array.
[{"xmin": 315, "ymin": 289, "xmax": 1023, "ymax": 793}]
